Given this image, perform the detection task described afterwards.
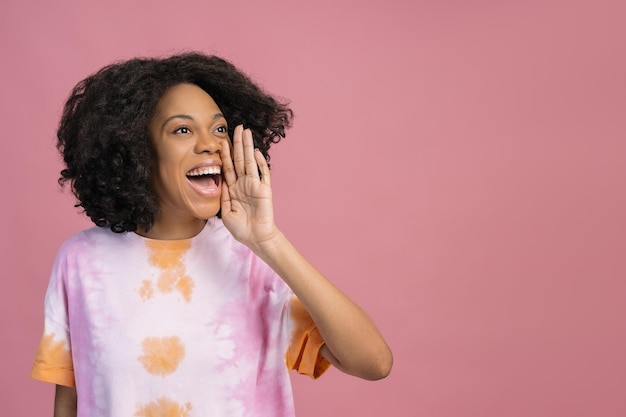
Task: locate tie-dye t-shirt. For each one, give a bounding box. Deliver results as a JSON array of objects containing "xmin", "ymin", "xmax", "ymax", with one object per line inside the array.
[{"xmin": 31, "ymin": 217, "xmax": 330, "ymax": 417}]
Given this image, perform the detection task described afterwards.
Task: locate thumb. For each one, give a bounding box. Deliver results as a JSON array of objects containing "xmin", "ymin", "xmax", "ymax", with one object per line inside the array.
[{"xmin": 220, "ymin": 180, "xmax": 231, "ymax": 215}]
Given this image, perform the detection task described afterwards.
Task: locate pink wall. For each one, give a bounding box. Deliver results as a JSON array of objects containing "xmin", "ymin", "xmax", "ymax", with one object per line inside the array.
[{"xmin": 1, "ymin": 0, "xmax": 625, "ymax": 415}]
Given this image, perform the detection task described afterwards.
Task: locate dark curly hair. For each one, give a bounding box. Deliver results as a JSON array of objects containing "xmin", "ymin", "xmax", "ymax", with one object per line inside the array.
[{"xmin": 57, "ymin": 52, "xmax": 293, "ymax": 233}]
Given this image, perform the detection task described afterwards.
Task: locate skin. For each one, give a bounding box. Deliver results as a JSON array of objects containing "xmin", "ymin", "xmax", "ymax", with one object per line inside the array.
[
  {"xmin": 221, "ymin": 125, "xmax": 392, "ymax": 379},
  {"xmin": 141, "ymin": 83, "xmax": 229, "ymax": 240},
  {"xmin": 54, "ymin": 83, "xmax": 393, "ymax": 416},
  {"xmin": 54, "ymin": 385, "xmax": 76, "ymax": 417}
]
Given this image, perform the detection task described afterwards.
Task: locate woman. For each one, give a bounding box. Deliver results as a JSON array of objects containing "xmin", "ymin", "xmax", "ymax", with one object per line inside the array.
[{"xmin": 32, "ymin": 52, "xmax": 392, "ymax": 417}]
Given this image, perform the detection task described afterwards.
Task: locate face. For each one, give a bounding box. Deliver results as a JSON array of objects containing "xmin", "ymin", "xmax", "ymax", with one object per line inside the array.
[{"xmin": 148, "ymin": 83, "xmax": 229, "ymax": 230}]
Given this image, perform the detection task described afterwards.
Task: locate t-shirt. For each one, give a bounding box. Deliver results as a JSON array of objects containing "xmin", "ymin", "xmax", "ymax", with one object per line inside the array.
[{"xmin": 31, "ymin": 217, "xmax": 330, "ymax": 417}]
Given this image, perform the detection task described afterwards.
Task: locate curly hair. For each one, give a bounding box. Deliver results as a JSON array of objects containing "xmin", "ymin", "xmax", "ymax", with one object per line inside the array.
[{"xmin": 57, "ymin": 52, "xmax": 293, "ymax": 233}]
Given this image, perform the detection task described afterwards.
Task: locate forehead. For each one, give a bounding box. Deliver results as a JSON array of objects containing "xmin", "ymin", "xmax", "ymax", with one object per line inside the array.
[{"xmin": 154, "ymin": 83, "xmax": 221, "ymax": 117}]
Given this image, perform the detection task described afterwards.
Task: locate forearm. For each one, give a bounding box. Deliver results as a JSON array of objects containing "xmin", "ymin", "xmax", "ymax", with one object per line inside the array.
[
  {"xmin": 251, "ymin": 231, "xmax": 393, "ymax": 380},
  {"xmin": 54, "ymin": 385, "xmax": 77, "ymax": 417}
]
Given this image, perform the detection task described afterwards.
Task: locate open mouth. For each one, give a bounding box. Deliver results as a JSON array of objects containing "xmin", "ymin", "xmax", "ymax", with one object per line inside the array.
[{"xmin": 186, "ymin": 166, "xmax": 221, "ymax": 192}]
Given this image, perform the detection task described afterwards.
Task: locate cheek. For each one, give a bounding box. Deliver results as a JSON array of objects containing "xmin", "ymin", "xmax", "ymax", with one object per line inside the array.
[
  {"xmin": 151, "ymin": 156, "xmax": 182, "ymax": 193},
  {"xmin": 154, "ymin": 151, "xmax": 181, "ymax": 174}
]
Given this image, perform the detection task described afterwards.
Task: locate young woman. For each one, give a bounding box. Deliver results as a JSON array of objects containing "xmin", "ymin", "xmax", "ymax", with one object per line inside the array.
[{"xmin": 31, "ymin": 52, "xmax": 392, "ymax": 417}]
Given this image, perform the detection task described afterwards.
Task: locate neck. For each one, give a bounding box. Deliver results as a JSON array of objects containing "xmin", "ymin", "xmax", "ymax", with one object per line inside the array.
[{"xmin": 137, "ymin": 216, "xmax": 207, "ymax": 240}]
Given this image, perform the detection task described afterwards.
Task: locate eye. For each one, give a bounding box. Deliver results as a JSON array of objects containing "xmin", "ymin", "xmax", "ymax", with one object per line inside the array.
[
  {"xmin": 215, "ymin": 125, "xmax": 227, "ymax": 134},
  {"xmin": 174, "ymin": 126, "xmax": 191, "ymax": 134}
]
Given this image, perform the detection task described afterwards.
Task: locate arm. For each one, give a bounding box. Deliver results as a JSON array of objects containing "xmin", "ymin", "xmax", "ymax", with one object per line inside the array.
[
  {"xmin": 220, "ymin": 126, "xmax": 393, "ymax": 380},
  {"xmin": 54, "ymin": 385, "xmax": 77, "ymax": 417},
  {"xmin": 254, "ymin": 232, "xmax": 392, "ymax": 380}
]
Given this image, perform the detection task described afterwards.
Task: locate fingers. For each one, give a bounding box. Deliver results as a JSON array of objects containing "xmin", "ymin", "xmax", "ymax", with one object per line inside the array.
[
  {"xmin": 221, "ymin": 124, "xmax": 266, "ymax": 185},
  {"xmin": 255, "ymin": 148, "xmax": 271, "ymax": 186},
  {"xmin": 220, "ymin": 138, "xmax": 236, "ymax": 188},
  {"xmin": 243, "ymin": 129, "xmax": 260, "ymax": 179},
  {"xmin": 221, "ymin": 125, "xmax": 262, "ymax": 180},
  {"xmin": 220, "ymin": 178, "xmax": 231, "ymax": 214},
  {"xmin": 232, "ymin": 125, "xmax": 246, "ymax": 177}
]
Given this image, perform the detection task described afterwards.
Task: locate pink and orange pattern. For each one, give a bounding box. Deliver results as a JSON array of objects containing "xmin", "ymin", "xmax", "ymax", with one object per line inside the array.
[{"xmin": 31, "ymin": 218, "xmax": 329, "ymax": 417}]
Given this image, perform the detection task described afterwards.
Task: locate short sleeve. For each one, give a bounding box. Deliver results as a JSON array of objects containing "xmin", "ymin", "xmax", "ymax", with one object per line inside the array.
[
  {"xmin": 285, "ymin": 297, "xmax": 331, "ymax": 379},
  {"xmin": 31, "ymin": 247, "xmax": 75, "ymax": 387}
]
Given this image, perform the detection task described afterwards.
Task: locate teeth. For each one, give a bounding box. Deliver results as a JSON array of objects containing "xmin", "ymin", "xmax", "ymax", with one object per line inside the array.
[{"xmin": 187, "ymin": 166, "xmax": 221, "ymax": 177}]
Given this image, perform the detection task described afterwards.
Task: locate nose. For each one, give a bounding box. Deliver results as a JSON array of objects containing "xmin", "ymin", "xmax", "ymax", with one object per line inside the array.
[{"xmin": 194, "ymin": 131, "xmax": 221, "ymax": 154}]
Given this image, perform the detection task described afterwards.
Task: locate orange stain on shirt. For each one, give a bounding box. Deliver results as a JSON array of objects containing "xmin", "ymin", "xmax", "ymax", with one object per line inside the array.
[
  {"xmin": 157, "ymin": 270, "xmax": 179, "ymax": 293},
  {"xmin": 139, "ymin": 241, "xmax": 194, "ymax": 302},
  {"xmin": 31, "ymin": 333, "xmax": 75, "ymax": 387},
  {"xmin": 139, "ymin": 280, "xmax": 155, "ymax": 301},
  {"xmin": 175, "ymin": 276, "xmax": 193, "ymax": 302},
  {"xmin": 134, "ymin": 397, "xmax": 192, "ymax": 417},
  {"xmin": 138, "ymin": 336, "xmax": 185, "ymax": 376}
]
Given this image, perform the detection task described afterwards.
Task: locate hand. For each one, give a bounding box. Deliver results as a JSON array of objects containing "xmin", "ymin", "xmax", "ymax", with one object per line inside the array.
[{"xmin": 220, "ymin": 125, "xmax": 280, "ymax": 248}]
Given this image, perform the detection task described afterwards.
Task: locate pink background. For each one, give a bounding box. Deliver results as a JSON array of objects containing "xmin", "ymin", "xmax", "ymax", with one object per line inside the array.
[{"xmin": 1, "ymin": 0, "xmax": 625, "ymax": 415}]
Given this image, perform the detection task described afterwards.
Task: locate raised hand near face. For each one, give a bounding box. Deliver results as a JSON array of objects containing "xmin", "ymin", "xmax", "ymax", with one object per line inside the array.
[
  {"xmin": 220, "ymin": 125, "xmax": 280, "ymax": 248},
  {"xmin": 221, "ymin": 126, "xmax": 393, "ymax": 381}
]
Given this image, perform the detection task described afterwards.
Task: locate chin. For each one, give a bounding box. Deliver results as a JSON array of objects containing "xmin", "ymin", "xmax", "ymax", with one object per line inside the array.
[{"xmin": 192, "ymin": 204, "xmax": 221, "ymax": 220}]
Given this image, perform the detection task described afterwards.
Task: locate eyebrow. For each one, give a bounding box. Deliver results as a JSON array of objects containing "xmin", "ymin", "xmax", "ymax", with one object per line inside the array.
[{"xmin": 161, "ymin": 113, "xmax": 225, "ymax": 129}]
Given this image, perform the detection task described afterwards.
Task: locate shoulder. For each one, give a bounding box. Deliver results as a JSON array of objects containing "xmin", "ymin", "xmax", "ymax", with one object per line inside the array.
[{"xmin": 56, "ymin": 226, "xmax": 133, "ymax": 259}]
